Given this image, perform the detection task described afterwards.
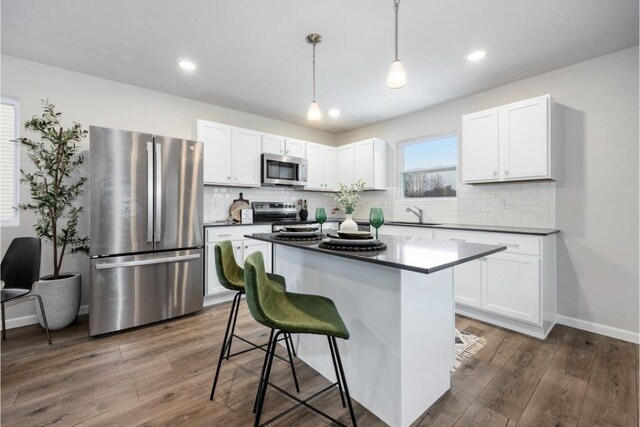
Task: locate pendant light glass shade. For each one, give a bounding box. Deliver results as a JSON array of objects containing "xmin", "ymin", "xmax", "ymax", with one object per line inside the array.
[
  {"xmin": 307, "ymin": 101, "xmax": 321, "ymax": 121},
  {"xmin": 387, "ymin": 0, "xmax": 406, "ymax": 89},
  {"xmin": 387, "ymin": 60, "xmax": 406, "ymax": 89}
]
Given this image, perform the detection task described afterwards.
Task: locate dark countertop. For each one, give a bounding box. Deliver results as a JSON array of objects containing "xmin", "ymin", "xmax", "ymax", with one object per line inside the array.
[
  {"xmin": 354, "ymin": 220, "xmax": 559, "ymax": 236},
  {"xmin": 204, "ymin": 219, "xmax": 341, "ymax": 227},
  {"xmin": 246, "ymin": 233, "xmax": 506, "ymax": 275}
]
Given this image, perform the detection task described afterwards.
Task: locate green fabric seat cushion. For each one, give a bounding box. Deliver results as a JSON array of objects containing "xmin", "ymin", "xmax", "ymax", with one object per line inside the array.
[
  {"xmin": 244, "ymin": 252, "xmax": 350, "ymax": 340},
  {"xmin": 214, "ymin": 241, "xmax": 286, "ymax": 292}
]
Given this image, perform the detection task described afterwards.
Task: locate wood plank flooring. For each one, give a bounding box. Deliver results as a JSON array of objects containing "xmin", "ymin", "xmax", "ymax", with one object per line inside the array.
[{"xmin": 1, "ymin": 302, "xmax": 638, "ymax": 426}]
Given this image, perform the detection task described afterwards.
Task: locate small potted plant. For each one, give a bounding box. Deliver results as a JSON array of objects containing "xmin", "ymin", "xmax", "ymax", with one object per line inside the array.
[
  {"xmin": 17, "ymin": 100, "xmax": 89, "ymax": 330},
  {"xmin": 297, "ymin": 199, "xmax": 309, "ymax": 221},
  {"xmin": 331, "ymin": 180, "xmax": 365, "ymax": 232}
]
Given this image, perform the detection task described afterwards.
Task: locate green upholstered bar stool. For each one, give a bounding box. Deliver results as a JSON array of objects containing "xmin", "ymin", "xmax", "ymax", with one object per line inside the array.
[
  {"xmin": 209, "ymin": 241, "xmax": 299, "ymax": 401},
  {"xmin": 244, "ymin": 251, "xmax": 358, "ymax": 427}
]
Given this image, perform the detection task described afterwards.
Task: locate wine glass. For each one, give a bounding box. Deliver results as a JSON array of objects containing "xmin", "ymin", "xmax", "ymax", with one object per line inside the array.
[
  {"xmin": 370, "ymin": 208, "xmax": 385, "ymax": 239},
  {"xmin": 315, "ymin": 207, "xmax": 327, "ymax": 234}
]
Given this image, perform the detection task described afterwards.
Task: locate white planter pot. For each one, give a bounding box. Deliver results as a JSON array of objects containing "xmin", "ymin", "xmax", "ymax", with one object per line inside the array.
[
  {"xmin": 340, "ymin": 214, "xmax": 359, "ymax": 232},
  {"xmin": 34, "ymin": 273, "xmax": 81, "ymax": 330}
]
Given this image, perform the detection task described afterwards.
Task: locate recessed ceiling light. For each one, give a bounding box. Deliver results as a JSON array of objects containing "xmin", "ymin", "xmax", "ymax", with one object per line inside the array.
[
  {"xmin": 465, "ymin": 50, "xmax": 487, "ymax": 62},
  {"xmin": 328, "ymin": 108, "xmax": 341, "ymax": 118},
  {"xmin": 178, "ymin": 59, "xmax": 197, "ymax": 71}
]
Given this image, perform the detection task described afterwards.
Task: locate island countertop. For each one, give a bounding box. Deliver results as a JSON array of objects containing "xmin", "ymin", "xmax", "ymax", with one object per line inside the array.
[{"xmin": 246, "ymin": 233, "xmax": 506, "ymax": 275}]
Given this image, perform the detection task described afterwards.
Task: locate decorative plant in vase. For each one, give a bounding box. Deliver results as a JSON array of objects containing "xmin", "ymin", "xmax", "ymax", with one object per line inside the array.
[
  {"xmin": 331, "ymin": 180, "xmax": 365, "ymax": 232},
  {"xmin": 297, "ymin": 199, "xmax": 309, "ymax": 221},
  {"xmin": 17, "ymin": 100, "xmax": 89, "ymax": 330}
]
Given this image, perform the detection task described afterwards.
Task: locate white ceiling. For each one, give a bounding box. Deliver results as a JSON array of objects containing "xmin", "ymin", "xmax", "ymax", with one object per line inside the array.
[{"xmin": 1, "ymin": 0, "xmax": 638, "ymax": 133}]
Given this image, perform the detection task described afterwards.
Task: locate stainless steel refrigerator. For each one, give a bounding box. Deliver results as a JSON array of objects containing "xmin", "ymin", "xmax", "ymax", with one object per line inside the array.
[{"xmin": 89, "ymin": 126, "xmax": 204, "ymax": 336}]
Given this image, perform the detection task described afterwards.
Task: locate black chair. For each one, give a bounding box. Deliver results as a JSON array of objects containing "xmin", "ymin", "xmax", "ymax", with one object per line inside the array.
[{"xmin": 1, "ymin": 237, "xmax": 51, "ymax": 344}]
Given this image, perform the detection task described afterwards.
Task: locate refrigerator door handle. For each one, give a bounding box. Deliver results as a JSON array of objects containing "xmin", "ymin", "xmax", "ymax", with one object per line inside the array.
[
  {"xmin": 154, "ymin": 141, "xmax": 162, "ymax": 242},
  {"xmin": 147, "ymin": 142, "xmax": 154, "ymax": 243},
  {"xmin": 94, "ymin": 253, "xmax": 201, "ymax": 270}
]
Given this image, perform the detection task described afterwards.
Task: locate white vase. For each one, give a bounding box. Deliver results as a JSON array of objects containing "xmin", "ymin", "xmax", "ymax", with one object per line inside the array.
[
  {"xmin": 34, "ymin": 273, "xmax": 81, "ymax": 330},
  {"xmin": 340, "ymin": 214, "xmax": 358, "ymax": 232}
]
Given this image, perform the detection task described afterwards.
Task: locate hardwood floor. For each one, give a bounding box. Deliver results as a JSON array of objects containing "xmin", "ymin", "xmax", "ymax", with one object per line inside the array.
[{"xmin": 1, "ymin": 302, "xmax": 638, "ymax": 426}]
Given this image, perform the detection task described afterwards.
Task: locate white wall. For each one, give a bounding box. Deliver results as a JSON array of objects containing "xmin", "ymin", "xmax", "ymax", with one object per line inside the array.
[
  {"xmin": 0, "ymin": 54, "xmax": 337, "ymax": 326},
  {"xmin": 338, "ymin": 47, "xmax": 640, "ymax": 340}
]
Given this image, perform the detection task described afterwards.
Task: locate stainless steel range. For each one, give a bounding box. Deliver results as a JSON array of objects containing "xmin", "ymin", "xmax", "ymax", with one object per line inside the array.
[{"xmin": 252, "ymin": 201, "xmax": 298, "ymax": 222}]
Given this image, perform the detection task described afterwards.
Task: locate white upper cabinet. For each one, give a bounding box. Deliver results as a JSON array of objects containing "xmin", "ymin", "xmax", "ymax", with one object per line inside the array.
[
  {"xmin": 262, "ymin": 133, "xmax": 285, "ymax": 155},
  {"xmin": 232, "ymin": 128, "xmax": 261, "ymax": 186},
  {"xmin": 461, "ymin": 94, "xmax": 554, "ymax": 184},
  {"xmin": 500, "ymin": 96, "xmax": 549, "ymax": 180},
  {"xmin": 337, "ymin": 145, "xmax": 355, "ymax": 186},
  {"xmin": 305, "ymin": 143, "xmax": 337, "ymax": 191},
  {"xmin": 197, "ymin": 119, "xmax": 261, "ymax": 187},
  {"xmin": 284, "ymin": 137, "xmax": 307, "ymax": 158},
  {"xmin": 261, "ymin": 135, "xmax": 306, "ymax": 158},
  {"xmin": 198, "ymin": 120, "xmax": 233, "ymax": 185},
  {"xmin": 338, "ymin": 138, "xmax": 387, "ymax": 190},
  {"xmin": 461, "ymin": 108, "xmax": 500, "ymax": 183}
]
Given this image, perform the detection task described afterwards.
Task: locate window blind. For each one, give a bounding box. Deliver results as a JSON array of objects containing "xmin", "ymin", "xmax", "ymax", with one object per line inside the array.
[{"xmin": 0, "ymin": 99, "xmax": 19, "ymax": 224}]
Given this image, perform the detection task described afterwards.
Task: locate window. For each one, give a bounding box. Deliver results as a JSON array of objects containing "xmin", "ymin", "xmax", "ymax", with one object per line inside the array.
[
  {"xmin": 1, "ymin": 97, "xmax": 20, "ymax": 226},
  {"xmin": 399, "ymin": 134, "xmax": 458, "ymax": 199}
]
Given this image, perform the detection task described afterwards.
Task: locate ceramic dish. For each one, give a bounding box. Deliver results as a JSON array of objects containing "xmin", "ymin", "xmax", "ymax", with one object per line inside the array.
[
  {"xmin": 337, "ymin": 230, "xmax": 373, "ymax": 240},
  {"xmin": 284, "ymin": 225, "xmax": 319, "ymax": 232},
  {"xmin": 324, "ymin": 237, "xmax": 381, "ymax": 246},
  {"xmin": 278, "ymin": 231, "xmax": 321, "ymax": 237}
]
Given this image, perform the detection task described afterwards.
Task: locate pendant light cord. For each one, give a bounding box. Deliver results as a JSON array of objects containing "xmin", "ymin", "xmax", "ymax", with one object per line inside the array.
[
  {"xmin": 393, "ymin": 0, "xmax": 400, "ymax": 61},
  {"xmin": 312, "ymin": 41, "xmax": 317, "ymax": 102}
]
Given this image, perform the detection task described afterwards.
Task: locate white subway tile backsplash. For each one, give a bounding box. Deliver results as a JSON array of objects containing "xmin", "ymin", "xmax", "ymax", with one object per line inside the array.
[{"xmin": 203, "ymin": 180, "xmax": 556, "ymax": 228}]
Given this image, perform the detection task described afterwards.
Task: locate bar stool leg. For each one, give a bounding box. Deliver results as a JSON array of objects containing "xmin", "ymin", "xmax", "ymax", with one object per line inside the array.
[
  {"xmin": 255, "ymin": 331, "xmax": 282, "ymax": 427},
  {"xmin": 210, "ymin": 292, "xmax": 242, "ymax": 400},
  {"xmin": 1, "ymin": 302, "xmax": 6, "ymax": 340},
  {"xmin": 328, "ymin": 336, "xmax": 346, "ymax": 407},
  {"xmin": 287, "ymin": 333, "xmax": 297, "ymax": 357},
  {"xmin": 253, "ymin": 328, "xmax": 275, "ymax": 413},
  {"xmin": 331, "ymin": 336, "xmax": 358, "ymax": 427},
  {"xmin": 284, "ymin": 333, "xmax": 300, "ymax": 393},
  {"xmin": 225, "ymin": 292, "xmax": 242, "ymax": 360}
]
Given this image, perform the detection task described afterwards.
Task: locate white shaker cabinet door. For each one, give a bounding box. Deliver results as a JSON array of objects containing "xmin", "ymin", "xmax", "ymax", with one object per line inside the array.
[
  {"xmin": 482, "ymin": 254, "xmax": 540, "ymax": 325},
  {"xmin": 461, "ymin": 108, "xmax": 500, "ymax": 183},
  {"xmin": 262, "ymin": 133, "xmax": 285, "ymax": 155},
  {"xmin": 305, "ymin": 143, "xmax": 325, "ymax": 190},
  {"xmin": 337, "ymin": 144, "xmax": 355, "ymax": 186},
  {"xmin": 323, "ymin": 146, "xmax": 338, "ymax": 191},
  {"xmin": 243, "ymin": 241, "xmax": 272, "ymax": 273},
  {"xmin": 232, "ymin": 128, "xmax": 261, "ymax": 187},
  {"xmin": 198, "ymin": 121, "xmax": 233, "ymax": 185},
  {"xmin": 284, "ymin": 138, "xmax": 307, "ymax": 158},
  {"xmin": 354, "ymin": 139, "xmax": 375, "ymax": 189},
  {"xmin": 501, "ymin": 95, "xmax": 549, "ymax": 180},
  {"xmin": 453, "ymin": 259, "xmax": 482, "ymax": 308}
]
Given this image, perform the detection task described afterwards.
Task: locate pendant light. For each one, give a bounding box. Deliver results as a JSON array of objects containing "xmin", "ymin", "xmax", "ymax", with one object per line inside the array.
[
  {"xmin": 306, "ymin": 33, "xmax": 322, "ymax": 121},
  {"xmin": 387, "ymin": 0, "xmax": 406, "ymax": 89}
]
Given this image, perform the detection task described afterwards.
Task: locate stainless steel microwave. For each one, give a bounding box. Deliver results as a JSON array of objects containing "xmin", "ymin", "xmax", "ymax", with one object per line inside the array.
[{"xmin": 261, "ymin": 153, "xmax": 308, "ymax": 187}]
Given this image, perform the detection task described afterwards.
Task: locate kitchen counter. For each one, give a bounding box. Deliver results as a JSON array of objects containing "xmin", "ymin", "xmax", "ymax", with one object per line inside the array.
[
  {"xmin": 204, "ymin": 219, "xmax": 342, "ymax": 227},
  {"xmin": 354, "ymin": 220, "xmax": 559, "ymax": 236},
  {"xmin": 247, "ymin": 233, "xmax": 505, "ymax": 275},
  {"xmin": 245, "ymin": 232, "xmax": 505, "ymax": 427}
]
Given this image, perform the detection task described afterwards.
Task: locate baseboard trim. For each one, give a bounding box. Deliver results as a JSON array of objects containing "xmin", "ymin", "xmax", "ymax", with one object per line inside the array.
[
  {"xmin": 556, "ymin": 314, "xmax": 639, "ymax": 344},
  {"xmin": 2, "ymin": 304, "xmax": 90, "ymax": 330}
]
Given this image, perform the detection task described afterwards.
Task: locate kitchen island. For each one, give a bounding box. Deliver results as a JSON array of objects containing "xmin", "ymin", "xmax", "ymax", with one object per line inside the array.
[{"xmin": 246, "ymin": 233, "xmax": 505, "ymax": 427}]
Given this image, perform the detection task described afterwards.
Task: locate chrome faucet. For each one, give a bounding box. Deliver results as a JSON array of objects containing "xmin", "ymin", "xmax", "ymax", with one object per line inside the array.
[{"xmin": 405, "ymin": 206, "xmax": 424, "ymax": 223}]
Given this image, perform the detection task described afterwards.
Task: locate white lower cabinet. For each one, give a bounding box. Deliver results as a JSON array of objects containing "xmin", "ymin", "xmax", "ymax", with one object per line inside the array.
[
  {"xmin": 453, "ymin": 258, "xmax": 482, "ymax": 308},
  {"xmin": 205, "ymin": 225, "xmax": 272, "ymax": 299},
  {"xmin": 421, "ymin": 227, "xmax": 554, "ymax": 338},
  {"xmin": 483, "ymin": 254, "xmax": 540, "ymax": 324}
]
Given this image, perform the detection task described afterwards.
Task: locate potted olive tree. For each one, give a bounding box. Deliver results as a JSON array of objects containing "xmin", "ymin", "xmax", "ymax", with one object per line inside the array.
[{"xmin": 18, "ymin": 100, "xmax": 89, "ymax": 330}]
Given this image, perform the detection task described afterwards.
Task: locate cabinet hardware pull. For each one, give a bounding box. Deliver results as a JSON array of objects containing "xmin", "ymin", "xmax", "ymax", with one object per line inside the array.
[
  {"xmin": 450, "ymin": 238, "xmax": 466, "ymax": 242},
  {"xmin": 218, "ymin": 233, "xmax": 232, "ymax": 237},
  {"xmin": 504, "ymin": 169, "xmax": 509, "ymax": 175},
  {"xmin": 493, "ymin": 170, "xmax": 497, "ymax": 176},
  {"xmin": 498, "ymin": 242, "xmax": 519, "ymax": 247}
]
